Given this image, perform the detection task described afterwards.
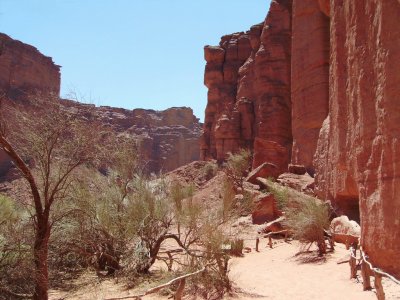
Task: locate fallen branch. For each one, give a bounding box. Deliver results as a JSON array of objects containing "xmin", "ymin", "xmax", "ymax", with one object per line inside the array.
[
  {"xmin": 263, "ymin": 230, "xmax": 288, "ymax": 237},
  {"xmin": 0, "ymin": 287, "xmax": 32, "ymax": 299},
  {"xmin": 103, "ymin": 265, "xmax": 209, "ymax": 300}
]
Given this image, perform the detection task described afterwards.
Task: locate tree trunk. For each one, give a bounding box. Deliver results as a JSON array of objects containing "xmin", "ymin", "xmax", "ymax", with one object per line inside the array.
[{"xmin": 33, "ymin": 220, "xmax": 50, "ymax": 300}]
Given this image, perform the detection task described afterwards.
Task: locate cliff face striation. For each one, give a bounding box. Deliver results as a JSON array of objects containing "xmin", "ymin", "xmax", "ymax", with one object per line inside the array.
[
  {"xmin": 202, "ymin": 0, "xmax": 400, "ymax": 276},
  {"xmin": 0, "ymin": 34, "xmax": 202, "ymax": 177}
]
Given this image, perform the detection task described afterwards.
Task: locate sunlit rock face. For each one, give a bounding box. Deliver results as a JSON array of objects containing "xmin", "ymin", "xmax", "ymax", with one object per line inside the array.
[
  {"xmin": 202, "ymin": 0, "xmax": 400, "ymax": 276},
  {"xmin": 0, "ymin": 34, "xmax": 202, "ymax": 177},
  {"xmin": 201, "ymin": 0, "xmax": 293, "ymax": 178},
  {"xmin": 313, "ymin": 0, "xmax": 400, "ymax": 277},
  {"xmin": 0, "ymin": 33, "xmax": 61, "ymax": 178},
  {"xmin": 0, "ymin": 33, "xmax": 60, "ymax": 99},
  {"xmin": 62, "ymin": 100, "xmax": 203, "ymax": 174}
]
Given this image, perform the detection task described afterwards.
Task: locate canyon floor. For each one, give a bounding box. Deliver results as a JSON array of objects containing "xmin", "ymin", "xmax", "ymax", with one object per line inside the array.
[
  {"xmin": 46, "ymin": 163, "xmax": 400, "ymax": 300},
  {"xmin": 49, "ymin": 229, "xmax": 400, "ymax": 300}
]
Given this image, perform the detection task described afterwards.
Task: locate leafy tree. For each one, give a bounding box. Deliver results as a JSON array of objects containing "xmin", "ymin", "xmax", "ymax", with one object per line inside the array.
[{"xmin": 0, "ymin": 94, "xmax": 104, "ymax": 300}]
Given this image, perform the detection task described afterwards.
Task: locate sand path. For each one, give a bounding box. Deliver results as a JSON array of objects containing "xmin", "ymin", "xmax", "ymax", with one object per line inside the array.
[
  {"xmin": 50, "ymin": 239, "xmax": 399, "ymax": 299},
  {"xmin": 227, "ymin": 240, "xmax": 389, "ymax": 300}
]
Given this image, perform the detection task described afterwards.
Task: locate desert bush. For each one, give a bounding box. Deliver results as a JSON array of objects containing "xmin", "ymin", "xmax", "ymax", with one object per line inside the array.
[
  {"xmin": 202, "ymin": 161, "xmax": 218, "ymax": 180},
  {"xmin": 183, "ymin": 220, "xmax": 232, "ymax": 299},
  {"xmin": 284, "ymin": 196, "xmax": 331, "ymax": 255},
  {"xmin": 221, "ymin": 179, "xmax": 235, "ymax": 221},
  {"xmin": 224, "ymin": 149, "xmax": 252, "ymax": 189},
  {"xmin": 229, "ymin": 239, "xmax": 244, "ymax": 257},
  {"xmin": 238, "ymin": 191, "xmax": 254, "ymax": 216},
  {"xmin": 265, "ymin": 178, "xmax": 289, "ymax": 210},
  {"xmin": 0, "ymin": 194, "xmax": 35, "ymax": 297}
]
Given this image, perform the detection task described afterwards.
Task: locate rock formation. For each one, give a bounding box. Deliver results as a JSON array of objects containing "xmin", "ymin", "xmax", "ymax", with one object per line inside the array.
[
  {"xmin": 0, "ymin": 33, "xmax": 60, "ymax": 99},
  {"xmin": 313, "ymin": 0, "xmax": 400, "ymax": 277},
  {"xmin": 202, "ymin": 0, "xmax": 400, "ymax": 276},
  {"xmin": 61, "ymin": 100, "xmax": 202, "ymax": 174},
  {"xmin": 0, "ymin": 33, "xmax": 61, "ymax": 177},
  {"xmin": 0, "ymin": 33, "xmax": 202, "ymax": 177},
  {"xmin": 201, "ymin": 0, "xmax": 293, "ymax": 177}
]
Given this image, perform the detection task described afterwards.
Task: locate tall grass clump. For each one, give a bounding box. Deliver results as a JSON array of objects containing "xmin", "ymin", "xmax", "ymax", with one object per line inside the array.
[{"xmin": 284, "ymin": 196, "xmax": 331, "ymax": 255}]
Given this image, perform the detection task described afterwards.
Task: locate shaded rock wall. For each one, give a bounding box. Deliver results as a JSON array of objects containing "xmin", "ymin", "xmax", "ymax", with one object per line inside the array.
[
  {"xmin": 290, "ymin": 0, "xmax": 330, "ymax": 175},
  {"xmin": 0, "ymin": 33, "xmax": 60, "ymax": 98},
  {"xmin": 314, "ymin": 0, "xmax": 400, "ymax": 277}
]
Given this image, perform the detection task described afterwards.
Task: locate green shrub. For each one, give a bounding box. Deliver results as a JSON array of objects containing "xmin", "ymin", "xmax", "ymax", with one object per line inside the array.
[
  {"xmin": 224, "ymin": 149, "xmax": 252, "ymax": 188},
  {"xmin": 284, "ymin": 196, "xmax": 331, "ymax": 255},
  {"xmin": 202, "ymin": 161, "xmax": 218, "ymax": 180},
  {"xmin": 265, "ymin": 179, "xmax": 289, "ymax": 210}
]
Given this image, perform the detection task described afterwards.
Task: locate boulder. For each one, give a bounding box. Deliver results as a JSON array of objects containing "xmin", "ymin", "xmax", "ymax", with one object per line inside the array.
[
  {"xmin": 330, "ymin": 216, "xmax": 360, "ymax": 247},
  {"xmin": 288, "ymin": 164, "xmax": 307, "ymax": 175},
  {"xmin": 245, "ymin": 162, "xmax": 279, "ymax": 184},
  {"xmin": 252, "ymin": 193, "xmax": 278, "ymax": 225}
]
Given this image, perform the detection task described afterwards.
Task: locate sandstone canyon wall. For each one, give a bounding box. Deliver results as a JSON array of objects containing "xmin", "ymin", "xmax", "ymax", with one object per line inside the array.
[
  {"xmin": 201, "ymin": 0, "xmax": 293, "ymax": 176},
  {"xmin": 0, "ymin": 33, "xmax": 60, "ymax": 98},
  {"xmin": 61, "ymin": 100, "xmax": 202, "ymax": 174},
  {"xmin": 0, "ymin": 33, "xmax": 202, "ymax": 177},
  {"xmin": 202, "ymin": 0, "xmax": 400, "ymax": 276},
  {"xmin": 313, "ymin": 0, "xmax": 400, "ymax": 277},
  {"xmin": 0, "ymin": 33, "xmax": 61, "ymax": 176}
]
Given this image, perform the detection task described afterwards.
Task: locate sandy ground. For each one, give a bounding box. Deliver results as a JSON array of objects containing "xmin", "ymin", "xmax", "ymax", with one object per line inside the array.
[
  {"xmin": 227, "ymin": 239, "xmax": 399, "ymax": 300},
  {"xmin": 49, "ymin": 238, "xmax": 400, "ymax": 299}
]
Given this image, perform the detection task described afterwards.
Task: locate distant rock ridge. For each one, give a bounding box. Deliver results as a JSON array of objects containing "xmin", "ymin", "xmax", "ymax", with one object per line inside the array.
[
  {"xmin": 61, "ymin": 99, "xmax": 202, "ymax": 173},
  {"xmin": 0, "ymin": 33, "xmax": 202, "ymax": 176},
  {"xmin": 202, "ymin": 0, "xmax": 400, "ymax": 277}
]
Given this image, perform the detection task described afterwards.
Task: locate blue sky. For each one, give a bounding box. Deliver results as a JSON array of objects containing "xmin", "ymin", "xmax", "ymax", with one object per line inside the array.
[{"xmin": 0, "ymin": 0, "xmax": 270, "ymax": 120}]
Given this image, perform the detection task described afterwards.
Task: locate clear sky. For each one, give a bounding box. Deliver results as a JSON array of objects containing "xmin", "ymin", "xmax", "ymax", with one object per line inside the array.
[{"xmin": 0, "ymin": 0, "xmax": 271, "ymax": 121}]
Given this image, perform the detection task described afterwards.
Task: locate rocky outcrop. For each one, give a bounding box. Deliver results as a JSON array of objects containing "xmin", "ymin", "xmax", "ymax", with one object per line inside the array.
[
  {"xmin": 0, "ymin": 34, "xmax": 202, "ymax": 177},
  {"xmin": 314, "ymin": 0, "xmax": 400, "ymax": 277},
  {"xmin": 201, "ymin": 31, "xmax": 255, "ymax": 162},
  {"xmin": 203, "ymin": 0, "xmax": 400, "ymax": 276},
  {"xmin": 201, "ymin": 0, "xmax": 292, "ymax": 176},
  {"xmin": 0, "ymin": 33, "xmax": 61, "ymax": 178},
  {"xmin": 0, "ymin": 33, "xmax": 60, "ymax": 99},
  {"xmin": 61, "ymin": 100, "xmax": 202, "ymax": 174}
]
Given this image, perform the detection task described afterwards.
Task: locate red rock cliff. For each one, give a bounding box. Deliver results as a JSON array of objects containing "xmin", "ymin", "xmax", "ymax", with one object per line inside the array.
[
  {"xmin": 0, "ymin": 33, "xmax": 61, "ymax": 176},
  {"xmin": 290, "ymin": 0, "xmax": 329, "ymax": 176},
  {"xmin": 313, "ymin": 0, "xmax": 400, "ymax": 277},
  {"xmin": 0, "ymin": 34, "xmax": 202, "ymax": 177},
  {"xmin": 201, "ymin": 0, "xmax": 293, "ymax": 176},
  {"xmin": 202, "ymin": 0, "xmax": 400, "ymax": 276},
  {"xmin": 0, "ymin": 33, "xmax": 60, "ymax": 98}
]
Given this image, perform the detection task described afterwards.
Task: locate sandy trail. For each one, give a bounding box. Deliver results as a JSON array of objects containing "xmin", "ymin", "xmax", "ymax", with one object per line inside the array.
[
  {"xmin": 49, "ymin": 239, "xmax": 399, "ymax": 300},
  {"xmin": 227, "ymin": 240, "xmax": 399, "ymax": 300}
]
